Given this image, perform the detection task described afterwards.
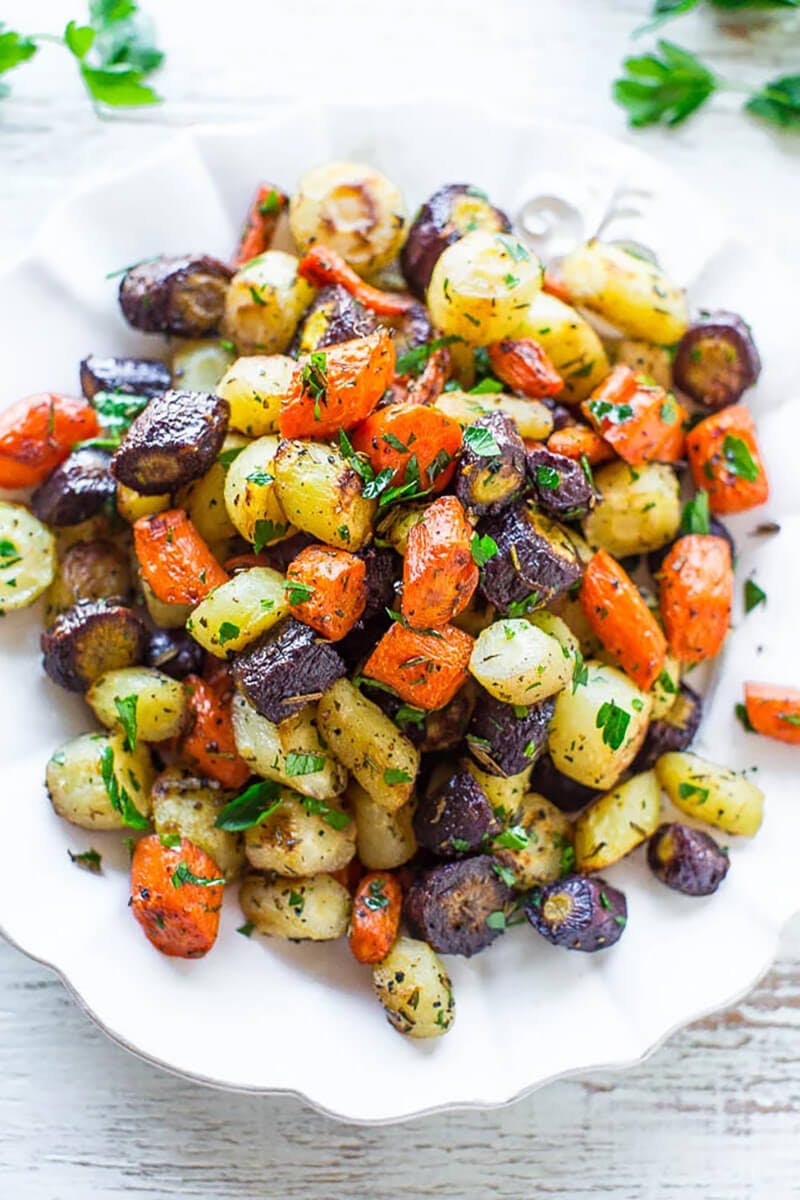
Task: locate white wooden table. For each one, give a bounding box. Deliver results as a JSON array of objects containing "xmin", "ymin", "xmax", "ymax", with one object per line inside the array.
[{"xmin": 2, "ymin": 1, "xmax": 799, "ymax": 1194}]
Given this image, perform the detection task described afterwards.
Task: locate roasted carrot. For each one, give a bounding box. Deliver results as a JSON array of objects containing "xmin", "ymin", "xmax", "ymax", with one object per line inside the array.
[
  {"xmin": 581, "ymin": 364, "xmax": 686, "ymax": 465},
  {"xmin": 0, "ymin": 393, "xmax": 99, "ymax": 488},
  {"xmin": 542, "ymin": 265, "xmax": 572, "ymax": 304},
  {"xmin": 133, "ymin": 509, "xmax": 229, "ymax": 605},
  {"xmin": 401, "ymin": 496, "xmax": 478, "ymax": 629},
  {"xmin": 181, "ymin": 673, "xmax": 251, "ymax": 789},
  {"xmin": 350, "ymin": 402, "xmax": 462, "ymax": 494},
  {"xmin": 658, "ymin": 534, "xmax": 733, "ymax": 665},
  {"xmin": 580, "ymin": 548, "xmax": 667, "ymax": 690},
  {"xmin": 686, "ymin": 403, "xmax": 769, "ymax": 515},
  {"xmin": 487, "ymin": 338, "xmax": 563, "ymax": 398},
  {"xmin": 743, "ymin": 683, "xmax": 800, "ymax": 746},
  {"xmin": 131, "ymin": 834, "xmax": 225, "ymax": 959},
  {"xmin": 232, "ymin": 182, "xmax": 287, "ymax": 268},
  {"xmin": 348, "ymin": 871, "xmax": 403, "ymax": 964},
  {"xmin": 546, "ymin": 423, "xmax": 615, "ymax": 465},
  {"xmin": 279, "ymin": 328, "xmax": 395, "ymax": 439},
  {"xmin": 363, "ymin": 620, "xmax": 474, "ymax": 709},
  {"xmin": 285, "ymin": 544, "xmax": 367, "ymax": 640},
  {"xmin": 393, "ymin": 346, "xmax": 451, "ymax": 406},
  {"xmin": 297, "ymin": 244, "xmax": 416, "ymax": 316}
]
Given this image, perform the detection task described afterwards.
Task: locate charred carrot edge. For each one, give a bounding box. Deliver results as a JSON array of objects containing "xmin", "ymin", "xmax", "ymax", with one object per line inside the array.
[
  {"xmin": 363, "ymin": 620, "xmax": 474, "ymax": 710},
  {"xmin": 686, "ymin": 403, "xmax": 769, "ymax": 515},
  {"xmin": 350, "ymin": 402, "xmax": 463, "ymax": 493},
  {"xmin": 546, "ymin": 424, "xmax": 615, "ymax": 465},
  {"xmin": 133, "ymin": 509, "xmax": 229, "ymax": 605},
  {"xmin": 744, "ymin": 683, "xmax": 800, "ymax": 745},
  {"xmin": 349, "ymin": 872, "xmax": 403, "ymax": 964},
  {"xmin": 286, "ymin": 544, "xmax": 367, "ymax": 640},
  {"xmin": 580, "ymin": 548, "xmax": 667, "ymax": 690},
  {"xmin": 401, "ymin": 495, "xmax": 478, "ymax": 630},
  {"xmin": 0, "ymin": 393, "xmax": 99, "ymax": 488},
  {"xmin": 658, "ymin": 534, "xmax": 733, "ymax": 665},
  {"xmin": 581, "ymin": 365, "xmax": 686, "ymax": 465},
  {"xmin": 279, "ymin": 328, "xmax": 395, "ymax": 439},
  {"xmin": 131, "ymin": 834, "xmax": 224, "ymax": 959},
  {"xmin": 181, "ymin": 674, "xmax": 251, "ymax": 789},
  {"xmin": 232, "ymin": 183, "xmax": 287, "ymax": 268},
  {"xmin": 297, "ymin": 244, "xmax": 416, "ymax": 316},
  {"xmin": 487, "ymin": 338, "xmax": 563, "ymax": 398}
]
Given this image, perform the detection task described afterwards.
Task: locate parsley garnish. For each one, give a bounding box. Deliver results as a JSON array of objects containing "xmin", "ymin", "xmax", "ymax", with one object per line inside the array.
[
  {"xmin": 253, "ymin": 519, "xmax": 288, "ymax": 552},
  {"xmin": 723, "ymin": 434, "xmax": 759, "ymax": 482},
  {"xmin": 613, "ymin": 39, "xmax": 717, "ymax": 128},
  {"xmin": 68, "ymin": 847, "xmax": 102, "ymax": 874},
  {"xmin": 284, "ymin": 580, "xmax": 315, "ymax": 605},
  {"xmin": 559, "ymin": 842, "xmax": 577, "ymax": 877},
  {"xmin": 395, "ymin": 704, "xmax": 426, "ymax": 727},
  {"xmin": 492, "ymin": 862, "xmax": 517, "ymax": 887},
  {"xmin": 572, "ymin": 648, "xmax": 589, "ymax": 692},
  {"xmin": 285, "ymin": 752, "xmax": 325, "ymax": 776},
  {"xmin": 217, "ymin": 621, "xmax": 240, "ymax": 645},
  {"xmin": 245, "ymin": 470, "xmax": 274, "ymax": 486},
  {"xmin": 486, "ymin": 910, "xmax": 507, "ymax": 930},
  {"xmin": 678, "ymin": 780, "xmax": 709, "ymax": 805},
  {"xmin": 395, "ymin": 335, "xmax": 460, "ymax": 377},
  {"xmin": 299, "ymin": 795, "xmax": 352, "ymax": 831},
  {"xmin": 171, "ymin": 861, "xmax": 225, "ymax": 889},
  {"xmin": 587, "ymin": 397, "xmax": 634, "ymax": 425},
  {"xmin": 595, "ymin": 700, "xmax": 631, "ymax": 751},
  {"xmin": 744, "ymin": 578, "xmax": 766, "ymax": 614},
  {"xmin": 495, "ymin": 234, "xmax": 530, "ymax": 263},
  {"xmin": 288, "ymin": 889, "xmax": 305, "ymax": 913},
  {"xmin": 218, "ymin": 445, "xmax": 246, "ymax": 469},
  {"xmin": 215, "ymin": 780, "xmax": 282, "ymax": 831},
  {"xmin": 382, "ymin": 432, "xmax": 409, "ymax": 453},
  {"xmin": 463, "ymin": 425, "xmax": 501, "ymax": 457},
  {"xmin": 536, "ymin": 464, "xmax": 561, "ymax": 490},
  {"xmin": 681, "ymin": 490, "xmax": 711, "ymax": 535},
  {"xmin": 0, "ymin": 538, "xmax": 21, "ymax": 569},
  {"xmin": 507, "ymin": 592, "xmax": 540, "ymax": 618},
  {"xmin": 469, "ymin": 378, "xmax": 504, "ymax": 395},
  {"xmin": 471, "ymin": 533, "xmax": 498, "ymax": 567},
  {"xmin": 99, "ymin": 744, "xmax": 148, "ymax": 830},
  {"xmin": 746, "ymin": 73, "xmax": 800, "ymax": 129},
  {"xmin": 258, "ymin": 189, "xmax": 281, "ymax": 215},
  {"xmin": 237, "ymin": 921, "xmax": 255, "ymax": 937},
  {"xmin": 734, "ymin": 702, "xmax": 755, "ymax": 732},
  {"xmin": 114, "ymin": 694, "xmax": 138, "ymax": 751},
  {"xmin": 384, "ymin": 768, "xmax": 412, "ymax": 785},
  {"xmin": 658, "ymin": 668, "xmax": 678, "ymax": 694},
  {"xmin": 494, "ymin": 826, "xmax": 529, "ymax": 851},
  {"xmin": 363, "ymin": 879, "xmax": 390, "ymax": 911},
  {"xmin": 301, "ymin": 351, "xmax": 328, "ymax": 421}
]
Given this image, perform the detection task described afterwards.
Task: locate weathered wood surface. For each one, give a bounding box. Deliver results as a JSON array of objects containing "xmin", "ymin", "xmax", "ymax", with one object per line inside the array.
[{"xmin": 1, "ymin": 0, "xmax": 799, "ymax": 1194}]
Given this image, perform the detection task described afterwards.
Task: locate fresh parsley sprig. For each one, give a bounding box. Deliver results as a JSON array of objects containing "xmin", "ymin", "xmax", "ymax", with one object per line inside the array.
[{"xmin": 614, "ymin": 40, "xmax": 718, "ymax": 128}]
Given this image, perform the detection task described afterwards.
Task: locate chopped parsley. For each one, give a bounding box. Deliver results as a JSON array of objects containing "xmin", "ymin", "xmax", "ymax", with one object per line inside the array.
[
  {"xmin": 215, "ymin": 779, "xmax": 282, "ymax": 831},
  {"xmin": 114, "ymin": 694, "xmax": 138, "ymax": 751},
  {"xmin": 494, "ymin": 825, "xmax": 529, "ymax": 851},
  {"xmin": 363, "ymin": 879, "xmax": 390, "ymax": 911},
  {"xmin": 486, "ymin": 910, "xmax": 507, "ymax": 930},
  {"xmin": 253, "ymin": 519, "xmax": 288, "ymax": 552},
  {"xmin": 300, "ymin": 795, "xmax": 352, "ymax": 831},
  {"xmin": 734, "ymin": 702, "xmax": 755, "ymax": 733},
  {"xmin": 744, "ymin": 578, "xmax": 766, "ymax": 614},
  {"xmin": 495, "ymin": 234, "xmax": 530, "ymax": 263},
  {"xmin": 471, "ymin": 532, "xmax": 498, "ymax": 567},
  {"xmin": 245, "ymin": 470, "xmax": 275, "ymax": 486},
  {"xmin": 463, "ymin": 425, "xmax": 501, "ymax": 457},
  {"xmin": 384, "ymin": 768, "xmax": 412, "ymax": 785},
  {"xmin": 301, "ymin": 351, "xmax": 328, "ymax": 421},
  {"xmin": 678, "ymin": 781, "xmax": 709, "ymax": 805},
  {"xmin": 0, "ymin": 539, "xmax": 21, "ymax": 569},
  {"xmin": 395, "ymin": 335, "xmax": 460, "ymax": 377},
  {"xmin": 217, "ymin": 621, "xmax": 240, "ymax": 645},
  {"xmin": 572, "ymin": 649, "xmax": 589, "ymax": 692},
  {"xmin": 219, "ymin": 445, "xmax": 246, "ymax": 469},
  {"xmin": 68, "ymin": 847, "xmax": 102, "ymax": 874},
  {"xmin": 681, "ymin": 489, "xmax": 711, "ymax": 535},
  {"xmin": 285, "ymin": 752, "xmax": 325, "ymax": 776},
  {"xmin": 595, "ymin": 700, "xmax": 631, "ymax": 751},
  {"xmin": 171, "ymin": 861, "xmax": 225, "ymax": 888},
  {"xmin": 587, "ymin": 397, "xmax": 634, "ymax": 425},
  {"xmin": 536, "ymin": 464, "xmax": 561, "ymax": 490},
  {"xmin": 237, "ymin": 921, "xmax": 255, "ymax": 937},
  {"xmin": 658, "ymin": 668, "xmax": 678, "ymax": 695},
  {"xmin": 284, "ymin": 580, "xmax": 315, "ymax": 605},
  {"xmin": 99, "ymin": 744, "xmax": 148, "ymax": 830},
  {"xmin": 395, "ymin": 704, "xmax": 426, "ymax": 727},
  {"xmin": 723, "ymin": 434, "xmax": 759, "ymax": 482},
  {"xmin": 506, "ymin": 592, "xmax": 540, "ymax": 618}
]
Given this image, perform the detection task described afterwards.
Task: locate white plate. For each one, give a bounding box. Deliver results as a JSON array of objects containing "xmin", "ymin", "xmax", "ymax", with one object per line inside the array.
[{"xmin": 1, "ymin": 102, "xmax": 799, "ymax": 1124}]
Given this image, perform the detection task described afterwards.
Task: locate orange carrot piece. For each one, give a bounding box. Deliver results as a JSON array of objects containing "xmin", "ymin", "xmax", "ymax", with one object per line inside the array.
[
  {"xmin": 133, "ymin": 509, "xmax": 229, "ymax": 605},
  {"xmin": 350, "ymin": 402, "xmax": 462, "ymax": 494},
  {"xmin": 180, "ymin": 673, "xmax": 251, "ymax": 789},
  {"xmin": 686, "ymin": 403, "xmax": 769, "ymax": 515},
  {"xmin": 0, "ymin": 393, "xmax": 99, "ymax": 488},
  {"xmin": 131, "ymin": 834, "xmax": 224, "ymax": 959},
  {"xmin": 546, "ymin": 423, "xmax": 615, "ymax": 466},
  {"xmin": 401, "ymin": 496, "xmax": 478, "ymax": 630},
  {"xmin": 487, "ymin": 338, "xmax": 563, "ymax": 398},
  {"xmin": 542, "ymin": 266, "xmax": 572, "ymax": 304},
  {"xmin": 580, "ymin": 548, "xmax": 667, "ymax": 690},
  {"xmin": 232, "ymin": 182, "xmax": 287, "ymax": 268},
  {"xmin": 286, "ymin": 544, "xmax": 367, "ymax": 640},
  {"xmin": 279, "ymin": 328, "xmax": 395, "ymax": 439},
  {"xmin": 297, "ymin": 244, "xmax": 416, "ymax": 316},
  {"xmin": 348, "ymin": 871, "xmax": 403, "ymax": 964},
  {"xmin": 581, "ymin": 364, "xmax": 686, "ymax": 465},
  {"xmin": 363, "ymin": 621, "xmax": 473, "ymax": 710},
  {"xmin": 659, "ymin": 534, "xmax": 733, "ymax": 665},
  {"xmin": 744, "ymin": 683, "xmax": 800, "ymax": 746}
]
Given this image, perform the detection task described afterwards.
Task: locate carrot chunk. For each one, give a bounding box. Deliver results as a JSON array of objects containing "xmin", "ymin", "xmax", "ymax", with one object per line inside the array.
[
  {"xmin": 546, "ymin": 423, "xmax": 615, "ymax": 466},
  {"xmin": 0, "ymin": 393, "xmax": 99, "ymax": 488},
  {"xmin": 580, "ymin": 548, "xmax": 667, "ymax": 690},
  {"xmin": 133, "ymin": 509, "xmax": 229, "ymax": 605},
  {"xmin": 350, "ymin": 402, "xmax": 462, "ymax": 494},
  {"xmin": 180, "ymin": 673, "xmax": 251, "ymax": 789},
  {"xmin": 232, "ymin": 182, "xmax": 287, "ymax": 268},
  {"xmin": 363, "ymin": 621, "xmax": 474, "ymax": 710},
  {"xmin": 279, "ymin": 328, "xmax": 395, "ymax": 439},
  {"xmin": 487, "ymin": 338, "xmax": 563, "ymax": 398},
  {"xmin": 686, "ymin": 403, "xmax": 769, "ymax": 515},
  {"xmin": 297, "ymin": 244, "xmax": 416, "ymax": 316},
  {"xmin": 401, "ymin": 496, "xmax": 478, "ymax": 629},
  {"xmin": 348, "ymin": 871, "xmax": 403, "ymax": 964},
  {"xmin": 131, "ymin": 834, "xmax": 225, "ymax": 959},
  {"xmin": 744, "ymin": 683, "xmax": 800, "ymax": 745},
  {"xmin": 658, "ymin": 534, "xmax": 733, "ymax": 665},
  {"xmin": 285, "ymin": 544, "xmax": 367, "ymax": 640},
  {"xmin": 581, "ymin": 364, "xmax": 686, "ymax": 465}
]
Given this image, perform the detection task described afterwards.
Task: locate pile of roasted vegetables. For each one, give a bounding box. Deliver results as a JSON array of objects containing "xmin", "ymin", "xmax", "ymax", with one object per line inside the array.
[{"xmin": 0, "ymin": 161, "xmax": 794, "ymax": 1040}]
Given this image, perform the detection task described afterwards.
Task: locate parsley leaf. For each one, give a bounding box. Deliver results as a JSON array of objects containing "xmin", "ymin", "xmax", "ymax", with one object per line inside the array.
[
  {"xmin": 99, "ymin": 744, "xmax": 149, "ymax": 830},
  {"xmin": 681, "ymin": 490, "xmax": 711, "ymax": 535},
  {"xmin": 536, "ymin": 464, "xmax": 561, "ymax": 490},
  {"xmin": 171, "ymin": 861, "xmax": 225, "ymax": 889},
  {"xmin": 301, "ymin": 351, "xmax": 328, "ymax": 421},
  {"xmin": 285, "ymin": 752, "xmax": 325, "ymax": 776},
  {"xmin": 486, "ymin": 910, "xmax": 507, "ymax": 930},
  {"xmin": 0, "ymin": 27, "xmax": 38, "ymax": 92},
  {"xmin": 217, "ymin": 621, "xmax": 240, "ymax": 645},
  {"xmin": 723, "ymin": 434, "xmax": 759, "ymax": 482},
  {"xmin": 237, "ymin": 920, "xmax": 255, "ymax": 937},
  {"xmin": 299, "ymin": 795, "xmax": 352, "ymax": 831},
  {"xmin": 572, "ymin": 648, "xmax": 589, "ymax": 692},
  {"xmin": 471, "ymin": 533, "xmax": 498, "ymax": 567},
  {"xmin": 395, "ymin": 335, "xmax": 461, "ymax": 377},
  {"xmin": 114, "ymin": 694, "xmax": 138, "ymax": 751},
  {"xmin": 253, "ymin": 519, "xmax": 288, "ymax": 552},
  {"xmin": 746, "ymin": 73, "xmax": 800, "ymax": 129},
  {"xmin": 678, "ymin": 780, "xmax": 709, "ymax": 805},
  {"xmin": 0, "ymin": 538, "xmax": 21, "ymax": 569},
  {"xmin": 595, "ymin": 700, "xmax": 631, "ymax": 751},
  {"xmin": 463, "ymin": 425, "xmax": 501, "ymax": 457},
  {"xmin": 744, "ymin": 578, "xmax": 766, "ymax": 614},
  {"xmin": 395, "ymin": 704, "xmax": 426, "ymax": 727},
  {"xmin": 68, "ymin": 847, "xmax": 103, "ymax": 874},
  {"xmin": 284, "ymin": 580, "xmax": 315, "ymax": 605},
  {"xmin": 735, "ymin": 702, "xmax": 755, "ymax": 732},
  {"xmin": 494, "ymin": 825, "xmax": 529, "ymax": 851},
  {"xmin": 383, "ymin": 768, "xmax": 412, "ymax": 785},
  {"xmin": 614, "ymin": 40, "xmax": 717, "ymax": 128},
  {"xmin": 215, "ymin": 780, "xmax": 282, "ymax": 831},
  {"xmin": 506, "ymin": 592, "xmax": 540, "ymax": 618},
  {"xmin": 363, "ymin": 879, "xmax": 390, "ymax": 911}
]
